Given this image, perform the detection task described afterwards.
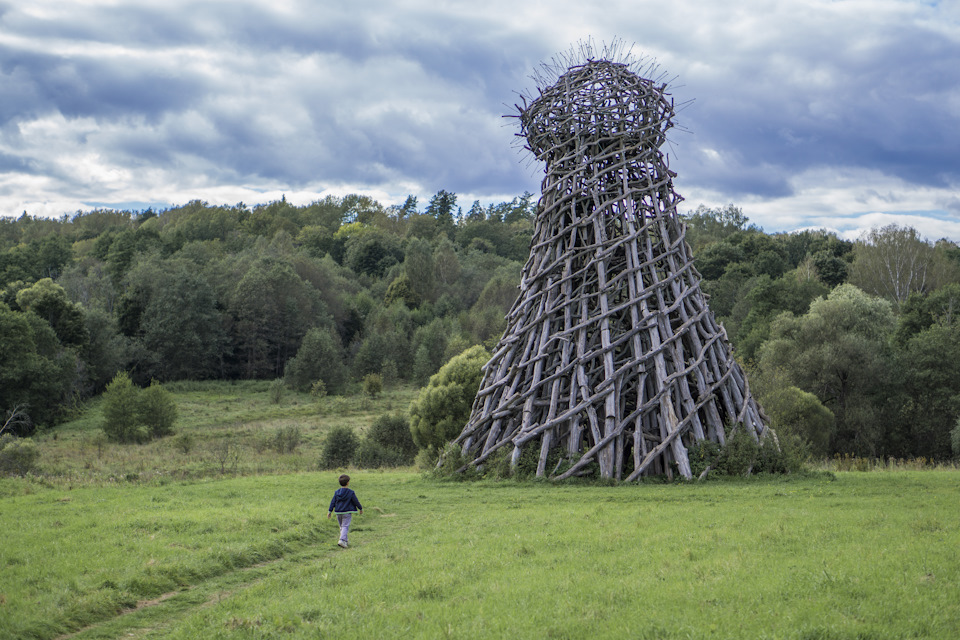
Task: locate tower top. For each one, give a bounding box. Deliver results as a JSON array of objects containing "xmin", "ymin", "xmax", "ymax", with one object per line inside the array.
[{"xmin": 520, "ymin": 59, "xmax": 676, "ymax": 161}]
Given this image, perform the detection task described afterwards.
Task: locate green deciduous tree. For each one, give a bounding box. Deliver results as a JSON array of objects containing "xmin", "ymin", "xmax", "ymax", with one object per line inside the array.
[
  {"xmin": 231, "ymin": 258, "xmax": 324, "ymax": 378},
  {"xmin": 16, "ymin": 278, "xmax": 88, "ymax": 349},
  {"xmin": 409, "ymin": 345, "xmax": 489, "ymax": 453},
  {"xmin": 461, "ymin": 265, "xmax": 520, "ymax": 345},
  {"xmin": 403, "ymin": 237, "xmax": 435, "ymax": 302},
  {"xmin": 894, "ymin": 283, "xmax": 960, "ymax": 345},
  {"xmin": 140, "ymin": 261, "xmax": 228, "ymax": 381},
  {"xmin": 352, "ymin": 303, "xmax": 413, "ymax": 379},
  {"xmin": 683, "ymin": 204, "xmax": 749, "ymax": 252},
  {"xmin": 811, "ymin": 250, "xmax": 849, "ymax": 287},
  {"xmin": 116, "ymin": 256, "xmax": 228, "ymax": 382},
  {"xmin": 342, "ymin": 227, "xmax": 404, "ymax": 277},
  {"xmin": 433, "ymin": 235, "xmax": 461, "ymax": 288},
  {"xmin": 760, "ymin": 384, "xmax": 835, "ymax": 456},
  {"xmin": 733, "ymin": 271, "xmax": 829, "ymax": 361},
  {"xmin": 283, "ymin": 325, "xmax": 347, "ymax": 394},
  {"xmin": 758, "ymin": 284, "xmax": 896, "ymax": 456},
  {"xmin": 848, "ymin": 224, "xmax": 954, "ymax": 306},
  {"xmin": 694, "ymin": 242, "xmax": 746, "ymax": 280},
  {"xmin": 0, "ymin": 303, "xmax": 79, "ymax": 431},
  {"xmin": 79, "ymin": 307, "xmax": 126, "ymax": 394},
  {"xmin": 411, "ymin": 317, "xmax": 454, "ymax": 385},
  {"xmin": 892, "ymin": 323, "xmax": 960, "ymax": 459},
  {"xmin": 34, "ymin": 235, "xmax": 73, "ymax": 280},
  {"xmin": 384, "ymin": 274, "xmax": 420, "ymax": 308}
]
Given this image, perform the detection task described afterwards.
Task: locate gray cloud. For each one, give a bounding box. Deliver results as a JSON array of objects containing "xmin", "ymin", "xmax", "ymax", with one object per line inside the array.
[
  {"xmin": 939, "ymin": 196, "xmax": 960, "ymax": 217},
  {"xmin": 668, "ymin": 9, "xmax": 960, "ymax": 199},
  {"xmin": 0, "ymin": 0, "xmax": 958, "ymax": 240}
]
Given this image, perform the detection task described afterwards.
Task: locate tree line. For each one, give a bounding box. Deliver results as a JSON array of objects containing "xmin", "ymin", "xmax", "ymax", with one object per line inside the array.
[{"xmin": 1, "ymin": 196, "xmax": 959, "ymax": 461}]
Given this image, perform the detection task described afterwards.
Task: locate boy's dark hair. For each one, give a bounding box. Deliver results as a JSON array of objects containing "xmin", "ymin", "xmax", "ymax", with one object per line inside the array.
[{"xmin": 338, "ymin": 474, "xmax": 350, "ymax": 486}]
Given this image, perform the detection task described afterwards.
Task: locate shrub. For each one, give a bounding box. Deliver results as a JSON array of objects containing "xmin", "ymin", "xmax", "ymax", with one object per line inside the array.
[
  {"xmin": 101, "ymin": 372, "xmax": 148, "ymax": 443},
  {"xmin": 354, "ymin": 439, "xmax": 405, "ymax": 468},
  {"xmin": 310, "ymin": 379, "xmax": 327, "ymax": 400},
  {"xmin": 268, "ymin": 378, "xmax": 285, "ymax": 404},
  {"xmin": 514, "ymin": 445, "xmax": 542, "ymax": 478},
  {"xmin": 272, "ymin": 426, "xmax": 301, "ymax": 454},
  {"xmin": 362, "ymin": 373, "xmax": 383, "ymax": 398},
  {"xmin": 687, "ymin": 426, "xmax": 800, "ymax": 479},
  {"xmin": 101, "ymin": 373, "xmax": 178, "ymax": 443},
  {"xmin": 353, "ymin": 413, "xmax": 418, "ymax": 468},
  {"xmin": 415, "ymin": 447, "xmax": 440, "ymax": 471},
  {"xmin": 484, "ymin": 447, "xmax": 514, "ymax": 480},
  {"xmin": 432, "ymin": 443, "xmax": 474, "ymax": 480},
  {"xmin": 320, "ymin": 426, "xmax": 358, "ymax": 469},
  {"xmin": 211, "ymin": 440, "xmax": 242, "ymax": 474},
  {"xmin": 0, "ymin": 434, "xmax": 40, "ymax": 476},
  {"xmin": 139, "ymin": 380, "xmax": 177, "ymax": 438},
  {"xmin": 368, "ymin": 413, "xmax": 417, "ymax": 463},
  {"xmin": 716, "ymin": 429, "xmax": 760, "ymax": 476},
  {"xmin": 755, "ymin": 435, "xmax": 787, "ymax": 474},
  {"xmin": 687, "ymin": 440, "xmax": 722, "ymax": 478},
  {"xmin": 756, "ymin": 430, "xmax": 806, "ymax": 474},
  {"xmin": 173, "ymin": 432, "xmax": 194, "ymax": 454}
]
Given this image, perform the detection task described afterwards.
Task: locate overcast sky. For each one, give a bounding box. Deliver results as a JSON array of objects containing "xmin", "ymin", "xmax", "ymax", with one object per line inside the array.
[{"xmin": 1, "ymin": 0, "xmax": 959, "ymax": 241}]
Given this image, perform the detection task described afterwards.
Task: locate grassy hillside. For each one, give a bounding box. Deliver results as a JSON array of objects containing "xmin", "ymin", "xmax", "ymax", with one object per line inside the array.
[
  {"xmin": 1, "ymin": 471, "xmax": 958, "ymax": 639},
  {"xmin": 25, "ymin": 380, "xmax": 419, "ymax": 485}
]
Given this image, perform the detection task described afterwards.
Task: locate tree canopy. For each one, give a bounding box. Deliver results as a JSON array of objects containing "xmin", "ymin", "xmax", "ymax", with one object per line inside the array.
[{"xmin": 1, "ymin": 199, "xmax": 958, "ymax": 461}]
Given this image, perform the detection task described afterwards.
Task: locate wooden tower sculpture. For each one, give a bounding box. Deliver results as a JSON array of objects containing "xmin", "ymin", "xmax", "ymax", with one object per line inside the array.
[{"xmin": 450, "ymin": 54, "xmax": 770, "ymax": 481}]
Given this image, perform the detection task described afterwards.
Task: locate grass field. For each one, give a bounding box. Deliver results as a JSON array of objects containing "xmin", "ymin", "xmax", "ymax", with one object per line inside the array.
[
  {"xmin": 3, "ymin": 382, "xmax": 959, "ymax": 639},
  {"xmin": 28, "ymin": 380, "xmax": 419, "ymax": 484},
  {"xmin": 1, "ymin": 470, "xmax": 958, "ymax": 639}
]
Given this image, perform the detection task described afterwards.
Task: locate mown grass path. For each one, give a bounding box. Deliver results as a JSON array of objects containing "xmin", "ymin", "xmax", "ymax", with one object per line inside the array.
[{"xmin": 2, "ymin": 471, "xmax": 959, "ymax": 639}]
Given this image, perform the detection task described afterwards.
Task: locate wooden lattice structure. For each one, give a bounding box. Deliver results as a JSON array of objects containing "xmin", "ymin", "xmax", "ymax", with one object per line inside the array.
[{"xmin": 450, "ymin": 56, "xmax": 770, "ymax": 481}]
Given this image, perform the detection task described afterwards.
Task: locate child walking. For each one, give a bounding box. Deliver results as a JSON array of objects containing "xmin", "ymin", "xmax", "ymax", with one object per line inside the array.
[{"xmin": 327, "ymin": 474, "xmax": 362, "ymax": 548}]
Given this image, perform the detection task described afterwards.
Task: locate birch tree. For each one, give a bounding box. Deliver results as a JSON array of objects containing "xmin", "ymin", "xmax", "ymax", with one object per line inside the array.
[{"xmin": 849, "ymin": 225, "xmax": 942, "ymax": 305}]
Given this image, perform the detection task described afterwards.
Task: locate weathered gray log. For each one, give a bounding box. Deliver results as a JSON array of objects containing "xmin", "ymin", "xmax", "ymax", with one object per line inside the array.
[{"xmin": 448, "ymin": 52, "xmax": 769, "ymax": 481}]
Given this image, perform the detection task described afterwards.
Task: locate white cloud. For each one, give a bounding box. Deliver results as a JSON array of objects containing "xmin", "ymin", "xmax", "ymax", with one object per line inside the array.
[
  {"xmin": 0, "ymin": 0, "xmax": 958, "ymax": 242},
  {"xmin": 681, "ymin": 166, "xmax": 960, "ymax": 241}
]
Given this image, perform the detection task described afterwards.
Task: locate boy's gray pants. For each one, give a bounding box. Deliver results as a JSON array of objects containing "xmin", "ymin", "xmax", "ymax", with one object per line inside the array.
[{"xmin": 336, "ymin": 513, "xmax": 352, "ymax": 544}]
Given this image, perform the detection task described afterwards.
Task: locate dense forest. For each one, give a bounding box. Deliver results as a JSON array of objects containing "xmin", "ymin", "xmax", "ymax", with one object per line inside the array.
[{"xmin": 2, "ymin": 193, "xmax": 959, "ymax": 461}]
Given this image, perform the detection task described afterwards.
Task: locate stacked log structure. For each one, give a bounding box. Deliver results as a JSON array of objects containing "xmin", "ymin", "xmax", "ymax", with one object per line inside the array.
[{"xmin": 451, "ymin": 57, "xmax": 770, "ymax": 480}]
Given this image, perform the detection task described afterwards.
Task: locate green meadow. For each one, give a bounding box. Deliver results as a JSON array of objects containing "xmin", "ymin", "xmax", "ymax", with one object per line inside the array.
[
  {"xmin": 2, "ymin": 471, "xmax": 959, "ymax": 640},
  {"xmin": 29, "ymin": 380, "xmax": 420, "ymax": 483},
  {"xmin": 2, "ymin": 382, "xmax": 959, "ymax": 639}
]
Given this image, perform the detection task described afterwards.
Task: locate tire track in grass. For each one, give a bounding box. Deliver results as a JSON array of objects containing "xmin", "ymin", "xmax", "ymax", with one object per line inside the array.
[
  {"xmin": 55, "ymin": 510, "xmax": 403, "ymax": 640},
  {"xmin": 55, "ymin": 589, "xmax": 196, "ymax": 640},
  {"xmin": 52, "ymin": 539, "xmax": 334, "ymax": 640}
]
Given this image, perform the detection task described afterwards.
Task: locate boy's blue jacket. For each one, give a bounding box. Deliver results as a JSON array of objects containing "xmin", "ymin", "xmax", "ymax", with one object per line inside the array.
[{"xmin": 329, "ymin": 487, "xmax": 362, "ymax": 514}]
